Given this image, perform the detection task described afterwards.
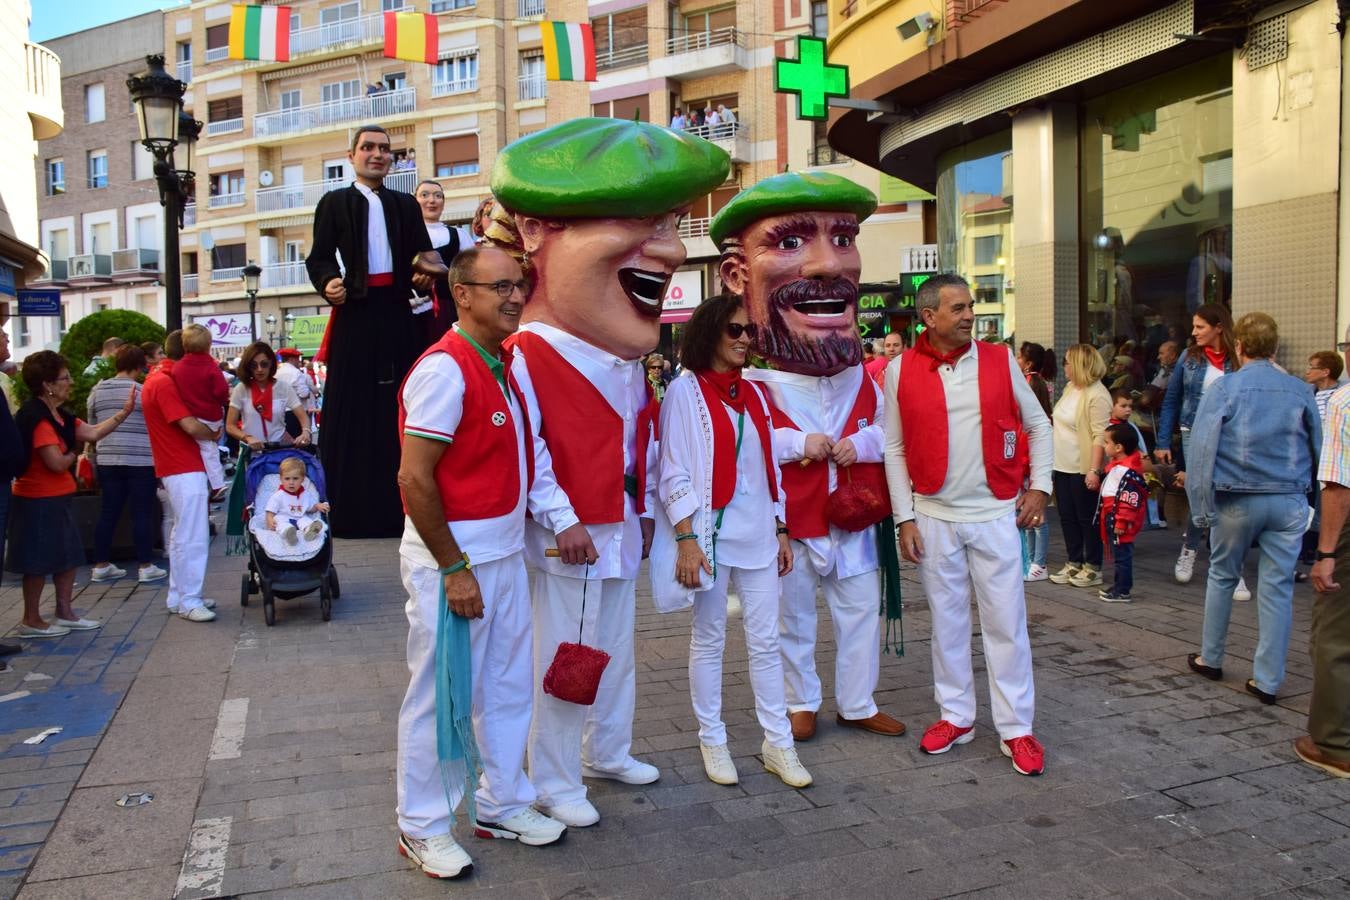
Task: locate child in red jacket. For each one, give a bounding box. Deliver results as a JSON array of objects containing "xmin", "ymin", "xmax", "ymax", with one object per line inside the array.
[
  {"xmin": 171, "ymin": 324, "xmax": 230, "ymax": 493},
  {"xmin": 1097, "ymin": 422, "xmax": 1147, "ymax": 603}
]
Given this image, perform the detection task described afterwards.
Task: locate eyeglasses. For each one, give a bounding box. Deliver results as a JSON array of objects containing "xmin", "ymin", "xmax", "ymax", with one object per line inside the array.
[
  {"xmin": 647, "ymin": 365, "xmax": 662, "ymax": 371},
  {"xmin": 725, "ymin": 322, "xmax": 753, "ymax": 339},
  {"xmin": 251, "ymin": 359, "xmax": 272, "ymax": 369},
  {"xmin": 462, "ymin": 279, "xmax": 530, "ymax": 297}
]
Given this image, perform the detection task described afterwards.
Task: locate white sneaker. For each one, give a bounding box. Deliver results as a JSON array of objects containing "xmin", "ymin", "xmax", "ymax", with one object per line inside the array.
[
  {"xmin": 474, "ymin": 807, "xmax": 565, "ymax": 846},
  {"xmin": 762, "ymin": 741, "xmax": 813, "ymax": 788},
  {"xmin": 398, "ymin": 831, "xmax": 471, "ymax": 879},
  {"xmin": 581, "ymin": 758, "xmax": 659, "ymax": 785},
  {"xmin": 1048, "ymin": 563, "xmax": 1081, "ymax": 584},
  {"xmin": 1069, "ymin": 565, "xmax": 1103, "ymax": 588},
  {"xmin": 538, "ymin": 799, "xmax": 599, "ymax": 828},
  {"xmin": 303, "ymin": 520, "xmax": 324, "ymax": 541},
  {"xmin": 700, "ymin": 743, "xmax": 739, "ymax": 785},
  {"xmin": 281, "ymin": 524, "xmax": 299, "ymax": 545},
  {"xmin": 179, "ymin": 605, "xmax": 216, "ymax": 622},
  {"xmin": 1175, "ymin": 547, "xmax": 1197, "ymax": 584},
  {"xmin": 1025, "ymin": 564, "xmax": 1048, "ymax": 582},
  {"xmin": 1233, "ymin": 577, "xmax": 1251, "ymax": 602},
  {"xmin": 138, "ymin": 564, "xmax": 168, "ymax": 583},
  {"xmin": 91, "ymin": 564, "xmax": 126, "ymax": 583}
]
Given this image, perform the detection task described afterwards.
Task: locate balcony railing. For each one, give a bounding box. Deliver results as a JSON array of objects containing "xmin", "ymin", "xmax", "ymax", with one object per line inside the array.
[
  {"xmin": 69, "ymin": 254, "xmax": 113, "ymax": 279},
  {"xmin": 182, "ymin": 274, "xmax": 199, "ymax": 296},
  {"xmin": 255, "ymin": 170, "xmax": 420, "ymax": 214},
  {"xmin": 205, "ymin": 45, "xmax": 229, "ymax": 63},
  {"xmin": 432, "ymin": 77, "xmax": 478, "ymax": 98},
  {"xmin": 596, "ymin": 43, "xmax": 648, "ymax": 71},
  {"xmin": 183, "ymin": 203, "xmax": 197, "ymax": 226},
  {"xmin": 260, "ymin": 261, "xmax": 309, "ymax": 289},
  {"xmin": 681, "ymin": 121, "xmax": 744, "ymax": 141},
  {"xmin": 211, "ymin": 265, "xmax": 246, "ymax": 283},
  {"xmin": 431, "ymin": 0, "xmax": 474, "ymax": 9},
  {"xmin": 112, "ymin": 248, "xmax": 160, "ymax": 275},
  {"xmin": 678, "ymin": 217, "xmax": 711, "ymax": 239},
  {"xmin": 665, "ymin": 25, "xmax": 740, "ymax": 56},
  {"xmin": 289, "ymin": 7, "xmax": 410, "ymax": 57},
  {"xmin": 208, "ymin": 191, "xmax": 246, "ymax": 209},
  {"xmin": 254, "ymin": 87, "xmax": 416, "ymax": 137},
  {"xmin": 518, "ymin": 0, "xmax": 545, "ymax": 17},
  {"xmin": 384, "ymin": 170, "xmax": 420, "ymax": 194},
  {"xmin": 36, "ymin": 258, "xmax": 68, "ymax": 283},
  {"xmin": 206, "ymin": 117, "xmax": 244, "ymax": 137},
  {"xmin": 900, "ymin": 244, "xmax": 939, "ymax": 273},
  {"xmin": 176, "ymin": 60, "xmax": 192, "ymax": 82},
  {"xmin": 518, "ymin": 76, "xmax": 545, "ymax": 101},
  {"xmin": 25, "ymin": 41, "xmax": 63, "ymax": 140}
]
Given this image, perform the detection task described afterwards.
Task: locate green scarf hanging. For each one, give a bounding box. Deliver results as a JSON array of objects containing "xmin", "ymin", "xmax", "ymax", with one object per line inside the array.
[
  {"xmin": 224, "ymin": 446, "xmax": 252, "ymax": 557},
  {"xmin": 875, "ymin": 515, "xmax": 904, "ymax": 656}
]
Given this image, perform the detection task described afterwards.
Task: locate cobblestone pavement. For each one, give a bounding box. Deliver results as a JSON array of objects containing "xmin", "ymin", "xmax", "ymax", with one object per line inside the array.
[{"xmin": 2, "ymin": 514, "xmax": 1348, "ymax": 899}]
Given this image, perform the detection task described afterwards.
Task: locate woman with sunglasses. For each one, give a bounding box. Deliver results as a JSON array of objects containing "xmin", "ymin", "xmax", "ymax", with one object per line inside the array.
[
  {"xmin": 226, "ymin": 342, "xmax": 312, "ymax": 451},
  {"xmin": 650, "ymin": 294, "xmax": 810, "ymax": 790}
]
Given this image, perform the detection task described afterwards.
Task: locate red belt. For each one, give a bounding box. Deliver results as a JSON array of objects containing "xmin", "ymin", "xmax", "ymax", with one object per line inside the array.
[{"xmin": 369, "ymin": 272, "xmax": 393, "ymax": 287}]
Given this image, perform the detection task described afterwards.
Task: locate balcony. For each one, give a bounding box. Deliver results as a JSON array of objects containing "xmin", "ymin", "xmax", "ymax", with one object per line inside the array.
[
  {"xmin": 211, "ymin": 265, "xmax": 246, "ymax": 283},
  {"xmin": 518, "ymin": 0, "xmax": 545, "ymax": 17},
  {"xmin": 177, "ymin": 60, "xmax": 192, "ymax": 82},
  {"xmin": 260, "ymin": 261, "xmax": 309, "ymax": 289},
  {"xmin": 651, "ymin": 27, "xmax": 748, "ymax": 80},
  {"xmin": 183, "ymin": 203, "xmax": 197, "ymax": 226},
  {"xmin": 68, "ymin": 254, "xmax": 113, "ymax": 282},
  {"xmin": 289, "ymin": 8, "xmax": 409, "ymax": 58},
  {"xmin": 900, "ymin": 244, "xmax": 939, "ymax": 273},
  {"xmin": 596, "ymin": 44, "xmax": 648, "ymax": 71},
  {"xmin": 204, "ymin": 45, "xmax": 229, "ymax": 63},
  {"xmin": 183, "ymin": 274, "xmax": 199, "ymax": 296},
  {"xmin": 206, "ymin": 117, "xmax": 245, "ymax": 137},
  {"xmin": 208, "ymin": 191, "xmax": 246, "ymax": 209},
  {"xmin": 682, "ymin": 121, "xmax": 750, "ymax": 164},
  {"xmin": 432, "ymin": 77, "xmax": 478, "ymax": 98},
  {"xmin": 34, "ymin": 258, "xmax": 68, "ymax": 285},
  {"xmin": 25, "ymin": 41, "xmax": 63, "ymax": 140},
  {"xmin": 431, "ymin": 0, "xmax": 474, "ymax": 9},
  {"xmin": 255, "ymin": 169, "xmax": 420, "ymax": 213},
  {"xmin": 518, "ymin": 76, "xmax": 545, "ymax": 101},
  {"xmin": 111, "ymin": 248, "xmax": 160, "ymax": 279},
  {"xmin": 254, "ymin": 87, "xmax": 417, "ymax": 137},
  {"xmin": 678, "ymin": 217, "xmax": 711, "ymax": 240}
]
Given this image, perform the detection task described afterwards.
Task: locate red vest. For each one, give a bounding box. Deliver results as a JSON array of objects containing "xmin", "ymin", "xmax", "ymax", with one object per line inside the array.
[
  {"xmin": 896, "ymin": 340, "xmax": 1026, "ymax": 501},
  {"xmin": 767, "ymin": 375, "xmax": 891, "ymax": 539},
  {"xmin": 397, "ymin": 330, "xmax": 534, "ymax": 521},
  {"xmin": 511, "ymin": 331, "xmax": 657, "ymax": 525}
]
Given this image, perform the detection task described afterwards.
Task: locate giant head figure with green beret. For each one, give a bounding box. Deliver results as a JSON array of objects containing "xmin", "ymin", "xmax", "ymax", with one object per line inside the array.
[
  {"xmin": 712, "ymin": 171, "xmax": 877, "ymax": 376},
  {"xmin": 490, "ymin": 118, "xmax": 731, "ymax": 359}
]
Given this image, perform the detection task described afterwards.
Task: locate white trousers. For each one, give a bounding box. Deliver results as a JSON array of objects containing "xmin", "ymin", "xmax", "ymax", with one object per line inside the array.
[
  {"xmin": 195, "ymin": 418, "xmax": 225, "ymax": 490},
  {"xmin": 527, "ymin": 571, "xmax": 637, "ymax": 809},
  {"xmin": 778, "ymin": 553, "xmax": 880, "ymax": 720},
  {"xmin": 915, "ymin": 510, "xmax": 1035, "ymax": 739},
  {"xmin": 396, "ymin": 553, "xmax": 535, "ymax": 838},
  {"xmin": 162, "ymin": 472, "xmax": 208, "ymax": 612},
  {"xmin": 691, "ymin": 563, "xmax": 792, "ymax": 749}
]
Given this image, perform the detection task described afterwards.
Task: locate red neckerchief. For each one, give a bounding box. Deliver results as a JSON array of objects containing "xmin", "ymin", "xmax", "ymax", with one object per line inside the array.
[
  {"xmin": 1203, "ymin": 346, "xmax": 1226, "ymax": 370},
  {"xmin": 695, "ymin": 370, "xmax": 778, "ymax": 510},
  {"xmin": 249, "ymin": 380, "xmax": 274, "ymax": 440},
  {"xmin": 913, "ymin": 329, "xmax": 971, "ymax": 371},
  {"xmin": 282, "ymin": 483, "xmax": 304, "ymax": 496}
]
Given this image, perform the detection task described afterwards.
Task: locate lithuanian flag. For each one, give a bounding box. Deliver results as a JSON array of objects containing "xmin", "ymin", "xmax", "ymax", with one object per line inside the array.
[
  {"xmin": 383, "ymin": 12, "xmax": 439, "ymax": 65},
  {"xmin": 541, "ymin": 22, "xmax": 596, "ymax": 82},
  {"xmin": 228, "ymin": 5, "xmax": 290, "ymax": 62}
]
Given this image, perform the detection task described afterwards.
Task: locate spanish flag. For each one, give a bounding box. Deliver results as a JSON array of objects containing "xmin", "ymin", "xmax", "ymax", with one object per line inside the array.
[
  {"xmin": 383, "ymin": 12, "xmax": 439, "ymax": 65},
  {"xmin": 541, "ymin": 22, "xmax": 596, "ymax": 82},
  {"xmin": 228, "ymin": 5, "xmax": 291, "ymax": 62}
]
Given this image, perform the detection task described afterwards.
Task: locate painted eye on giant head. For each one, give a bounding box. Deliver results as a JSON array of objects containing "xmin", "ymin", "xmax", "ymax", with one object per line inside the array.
[
  {"xmin": 778, "ymin": 235, "xmax": 803, "ymax": 250},
  {"xmin": 832, "ymin": 233, "xmax": 853, "ymax": 248}
]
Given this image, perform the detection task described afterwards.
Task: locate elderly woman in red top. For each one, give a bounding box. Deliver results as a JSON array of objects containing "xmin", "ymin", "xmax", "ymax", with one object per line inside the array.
[{"xmin": 11, "ymin": 351, "xmax": 133, "ymax": 637}]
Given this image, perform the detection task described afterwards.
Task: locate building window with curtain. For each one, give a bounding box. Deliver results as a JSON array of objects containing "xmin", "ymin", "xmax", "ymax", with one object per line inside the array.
[
  {"xmin": 88, "ymin": 150, "xmax": 109, "ymax": 189},
  {"xmin": 433, "ymin": 134, "xmax": 479, "ymax": 177},
  {"xmin": 45, "ymin": 158, "xmax": 64, "ymax": 195},
  {"xmin": 936, "ymin": 132, "xmax": 1014, "ymax": 340}
]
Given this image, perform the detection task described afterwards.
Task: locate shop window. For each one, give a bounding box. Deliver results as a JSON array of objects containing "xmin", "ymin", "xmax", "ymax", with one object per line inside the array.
[{"xmin": 936, "ymin": 132, "xmax": 1014, "ymax": 332}]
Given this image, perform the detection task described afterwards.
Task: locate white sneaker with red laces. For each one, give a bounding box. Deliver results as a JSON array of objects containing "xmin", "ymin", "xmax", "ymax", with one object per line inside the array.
[
  {"xmin": 919, "ymin": 720, "xmax": 974, "ymax": 755},
  {"xmin": 398, "ymin": 831, "xmax": 472, "ymax": 878},
  {"xmin": 1001, "ymin": 735, "xmax": 1045, "ymax": 776}
]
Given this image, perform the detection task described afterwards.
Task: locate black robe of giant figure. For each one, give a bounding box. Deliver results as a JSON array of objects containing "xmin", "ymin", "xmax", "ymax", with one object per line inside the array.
[{"xmin": 307, "ymin": 184, "xmax": 431, "ymax": 538}]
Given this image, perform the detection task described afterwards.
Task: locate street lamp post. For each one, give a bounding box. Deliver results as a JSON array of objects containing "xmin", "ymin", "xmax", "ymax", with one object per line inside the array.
[
  {"xmin": 265, "ymin": 314, "xmax": 277, "ymax": 347},
  {"xmin": 283, "ymin": 312, "xmax": 295, "ymax": 348},
  {"xmin": 242, "ymin": 262, "xmax": 261, "ymax": 342},
  {"xmin": 127, "ymin": 55, "xmax": 199, "ymax": 333}
]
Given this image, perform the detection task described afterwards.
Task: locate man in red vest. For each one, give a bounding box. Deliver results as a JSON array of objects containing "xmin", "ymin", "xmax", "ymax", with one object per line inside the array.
[
  {"xmin": 488, "ymin": 118, "xmax": 732, "ymax": 828},
  {"xmin": 395, "ymin": 247, "xmax": 579, "ymax": 878},
  {"xmin": 883, "ymin": 273, "xmax": 1053, "ymax": 776},
  {"xmin": 712, "ymin": 172, "xmax": 906, "ymax": 742}
]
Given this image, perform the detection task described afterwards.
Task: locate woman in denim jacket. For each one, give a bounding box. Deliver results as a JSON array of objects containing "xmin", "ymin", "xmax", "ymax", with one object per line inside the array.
[
  {"xmin": 1154, "ymin": 304, "xmax": 1240, "ymax": 588},
  {"xmin": 1183, "ymin": 312, "xmax": 1320, "ymax": 705}
]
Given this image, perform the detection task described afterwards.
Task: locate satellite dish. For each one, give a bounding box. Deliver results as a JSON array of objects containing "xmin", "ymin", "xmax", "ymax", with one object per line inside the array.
[
  {"xmin": 200, "ymin": 232, "xmax": 215, "ymax": 251},
  {"xmin": 259, "ymin": 169, "xmax": 274, "ymax": 186}
]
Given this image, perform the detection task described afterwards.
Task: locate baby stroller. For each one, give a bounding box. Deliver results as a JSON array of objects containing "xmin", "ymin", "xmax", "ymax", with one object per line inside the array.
[{"xmin": 237, "ymin": 445, "xmax": 340, "ymax": 625}]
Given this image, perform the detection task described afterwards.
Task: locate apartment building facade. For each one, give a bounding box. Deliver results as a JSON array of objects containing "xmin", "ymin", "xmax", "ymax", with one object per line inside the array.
[{"xmin": 26, "ymin": 12, "xmax": 165, "ymax": 360}]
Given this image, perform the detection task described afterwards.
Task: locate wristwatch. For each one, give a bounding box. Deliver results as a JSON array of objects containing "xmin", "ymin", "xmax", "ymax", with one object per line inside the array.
[{"xmin": 1316, "ymin": 551, "xmax": 1337, "ymax": 561}]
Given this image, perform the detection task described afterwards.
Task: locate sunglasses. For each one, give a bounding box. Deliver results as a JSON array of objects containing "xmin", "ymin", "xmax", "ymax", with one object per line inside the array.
[
  {"xmin": 725, "ymin": 322, "xmax": 754, "ymax": 339},
  {"xmin": 251, "ymin": 359, "xmax": 272, "ymax": 368}
]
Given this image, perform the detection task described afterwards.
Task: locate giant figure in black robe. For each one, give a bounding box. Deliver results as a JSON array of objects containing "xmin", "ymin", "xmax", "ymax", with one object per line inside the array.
[{"xmin": 307, "ymin": 180, "xmax": 431, "ymax": 538}]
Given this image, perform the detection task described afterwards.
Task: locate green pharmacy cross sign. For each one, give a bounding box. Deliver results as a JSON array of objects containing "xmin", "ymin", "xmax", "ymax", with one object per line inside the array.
[{"xmin": 775, "ymin": 35, "xmax": 849, "ymax": 122}]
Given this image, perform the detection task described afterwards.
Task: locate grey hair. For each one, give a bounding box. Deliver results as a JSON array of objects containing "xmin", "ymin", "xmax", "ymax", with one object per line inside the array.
[{"xmin": 915, "ymin": 273, "xmax": 969, "ymax": 314}]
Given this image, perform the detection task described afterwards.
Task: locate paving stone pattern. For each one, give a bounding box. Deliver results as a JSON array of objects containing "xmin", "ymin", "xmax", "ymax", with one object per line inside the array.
[{"xmin": 3, "ymin": 518, "xmax": 1350, "ymax": 899}]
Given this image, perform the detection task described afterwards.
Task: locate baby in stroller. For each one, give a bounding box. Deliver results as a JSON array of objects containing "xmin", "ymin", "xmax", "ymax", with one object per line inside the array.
[{"xmin": 263, "ymin": 457, "xmax": 330, "ymax": 544}]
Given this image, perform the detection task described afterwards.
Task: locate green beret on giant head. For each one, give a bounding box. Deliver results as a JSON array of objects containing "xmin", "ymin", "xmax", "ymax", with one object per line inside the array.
[
  {"xmin": 490, "ymin": 117, "xmax": 730, "ymax": 219},
  {"xmin": 710, "ymin": 171, "xmax": 877, "ymax": 247}
]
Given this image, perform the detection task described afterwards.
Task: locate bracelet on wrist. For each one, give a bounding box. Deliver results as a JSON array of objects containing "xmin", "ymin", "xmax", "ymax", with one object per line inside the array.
[
  {"xmin": 776, "ymin": 526, "xmax": 789, "ymax": 536},
  {"xmin": 440, "ymin": 553, "xmax": 471, "ymax": 575},
  {"xmin": 675, "ymin": 532, "xmax": 698, "ymax": 542}
]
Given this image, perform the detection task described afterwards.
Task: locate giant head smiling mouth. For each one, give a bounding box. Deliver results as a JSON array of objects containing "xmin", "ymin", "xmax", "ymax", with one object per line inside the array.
[{"xmin": 619, "ymin": 268, "xmax": 671, "ymax": 319}]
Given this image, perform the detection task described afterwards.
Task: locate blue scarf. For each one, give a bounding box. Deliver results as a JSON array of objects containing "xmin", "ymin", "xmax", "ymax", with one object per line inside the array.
[{"xmin": 435, "ymin": 576, "xmax": 482, "ymax": 825}]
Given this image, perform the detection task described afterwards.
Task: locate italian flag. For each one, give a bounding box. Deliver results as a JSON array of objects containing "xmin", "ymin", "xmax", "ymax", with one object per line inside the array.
[
  {"xmin": 542, "ymin": 22, "xmax": 596, "ymax": 82},
  {"xmin": 228, "ymin": 5, "xmax": 290, "ymax": 62},
  {"xmin": 384, "ymin": 12, "xmax": 439, "ymax": 65}
]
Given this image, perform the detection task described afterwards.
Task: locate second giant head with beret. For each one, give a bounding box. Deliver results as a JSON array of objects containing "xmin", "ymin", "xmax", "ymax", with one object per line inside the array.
[
  {"xmin": 490, "ymin": 118, "xmax": 730, "ymax": 359},
  {"xmin": 712, "ymin": 171, "xmax": 877, "ymax": 377}
]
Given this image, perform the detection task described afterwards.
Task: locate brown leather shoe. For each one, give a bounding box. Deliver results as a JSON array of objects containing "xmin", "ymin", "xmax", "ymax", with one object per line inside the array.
[
  {"xmin": 789, "ymin": 710, "xmax": 816, "ymax": 741},
  {"xmin": 1294, "ymin": 735, "xmax": 1350, "ymax": 778},
  {"xmin": 836, "ymin": 711, "xmax": 906, "ymax": 736}
]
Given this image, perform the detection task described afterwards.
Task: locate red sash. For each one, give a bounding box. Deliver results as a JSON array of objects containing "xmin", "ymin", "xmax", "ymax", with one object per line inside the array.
[{"xmin": 695, "ymin": 374, "xmax": 778, "ymax": 509}]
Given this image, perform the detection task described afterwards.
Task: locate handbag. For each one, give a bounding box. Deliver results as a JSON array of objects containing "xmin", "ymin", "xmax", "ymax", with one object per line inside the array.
[{"xmin": 542, "ymin": 564, "xmax": 611, "ymax": 705}]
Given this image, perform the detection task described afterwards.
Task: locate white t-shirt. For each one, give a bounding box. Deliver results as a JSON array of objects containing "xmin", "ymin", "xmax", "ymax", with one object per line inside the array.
[
  {"xmin": 265, "ymin": 485, "xmax": 319, "ymax": 521},
  {"xmin": 230, "ymin": 379, "xmax": 301, "ymax": 443}
]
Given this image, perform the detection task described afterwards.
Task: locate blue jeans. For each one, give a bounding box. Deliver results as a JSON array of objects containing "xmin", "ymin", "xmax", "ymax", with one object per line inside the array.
[
  {"xmin": 1020, "ymin": 520, "xmax": 1049, "ymax": 569},
  {"xmin": 1200, "ymin": 492, "xmax": 1305, "ymax": 693},
  {"xmin": 94, "ymin": 464, "xmax": 159, "ymax": 564},
  {"xmin": 1180, "ymin": 430, "xmax": 1204, "ymax": 552},
  {"xmin": 1110, "ymin": 541, "xmax": 1134, "ymax": 594}
]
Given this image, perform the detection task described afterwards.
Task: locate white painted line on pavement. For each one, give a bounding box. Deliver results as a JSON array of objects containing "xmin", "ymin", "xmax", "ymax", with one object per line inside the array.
[
  {"xmin": 0, "ymin": 690, "xmax": 31, "ymax": 703},
  {"xmin": 208, "ymin": 697, "xmax": 249, "ymax": 761},
  {"xmin": 175, "ymin": 815, "xmax": 232, "ymax": 899}
]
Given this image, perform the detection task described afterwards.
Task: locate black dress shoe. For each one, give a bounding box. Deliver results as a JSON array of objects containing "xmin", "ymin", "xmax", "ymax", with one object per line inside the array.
[
  {"xmin": 1187, "ymin": 653, "xmax": 1223, "ymax": 681},
  {"xmin": 1246, "ymin": 679, "xmax": 1277, "ymax": 705}
]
